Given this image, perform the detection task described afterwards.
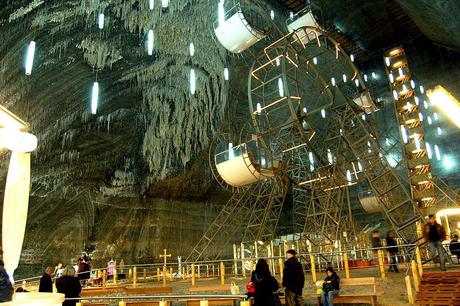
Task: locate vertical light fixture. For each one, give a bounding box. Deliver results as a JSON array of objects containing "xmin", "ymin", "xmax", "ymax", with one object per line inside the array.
[
  {"xmin": 278, "ymin": 78, "xmax": 284, "ymax": 97},
  {"xmin": 25, "ymin": 41, "xmax": 36, "ymax": 75},
  {"xmin": 189, "ymin": 43, "xmax": 195, "ymax": 56},
  {"xmin": 224, "ymin": 68, "xmax": 229, "ymax": 81},
  {"xmin": 309, "ymin": 152, "xmax": 314, "ymax": 171},
  {"xmin": 147, "ymin": 30, "xmax": 154, "ymax": 55},
  {"xmin": 161, "ymin": 0, "xmax": 169, "ymax": 8},
  {"xmin": 364, "ymin": 74, "xmax": 368, "ymax": 82},
  {"xmin": 331, "ymin": 77, "xmax": 336, "ymax": 86},
  {"xmin": 98, "ymin": 13, "xmax": 105, "ymax": 29},
  {"xmin": 342, "ymin": 74, "xmax": 347, "ymax": 83},
  {"xmin": 327, "ymin": 149, "xmax": 333, "ymax": 165},
  {"xmin": 228, "ymin": 142, "xmax": 234, "ymax": 159},
  {"xmin": 350, "ymin": 54, "xmax": 355, "ymax": 62},
  {"xmin": 149, "ymin": 0, "xmax": 154, "ymax": 10},
  {"xmin": 434, "ymin": 145, "xmax": 441, "ymax": 161},
  {"xmin": 218, "ymin": 0, "xmax": 225, "ymax": 27},
  {"xmin": 437, "ymin": 127, "xmax": 442, "ymax": 135},
  {"xmin": 400, "ymin": 125, "xmax": 408, "ymax": 143},
  {"xmin": 321, "ymin": 109, "xmax": 326, "ymax": 118},
  {"xmin": 256, "ymin": 103, "xmax": 261, "ymax": 114},
  {"xmin": 91, "ymin": 82, "xmax": 99, "ymax": 115},
  {"xmin": 313, "ymin": 57, "xmax": 317, "ymax": 65},
  {"xmin": 270, "ymin": 10, "xmax": 275, "ymax": 20},
  {"xmin": 190, "ymin": 69, "xmax": 196, "ymax": 95},
  {"xmin": 346, "ymin": 170, "xmax": 352, "ymax": 183},
  {"xmin": 354, "ymin": 79, "xmax": 359, "ymax": 87},
  {"xmin": 426, "ymin": 143, "xmax": 432, "ymax": 159}
]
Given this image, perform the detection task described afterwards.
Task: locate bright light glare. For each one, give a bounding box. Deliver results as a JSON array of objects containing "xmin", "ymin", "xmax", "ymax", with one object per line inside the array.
[
  {"xmin": 355, "ymin": 79, "xmax": 359, "ymax": 87},
  {"xmin": 321, "ymin": 109, "xmax": 326, "ymax": 118},
  {"xmin": 224, "ymin": 68, "xmax": 229, "ymax": 80},
  {"xmin": 444, "ymin": 154, "xmax": 454, "ymax": 170},
  {"xmin": 190, "ymin": 69, "xmax": 196, "ymax": 95},
  {"xmin": 385, "ymin": 57, "xmax": 390, "ymax": 66},
  {"xmin": 427, "ymin": 85, "xmax": 460, "ymax": 128},
  {"xmin": 350, "ymin": 54, "xmax": 355, "ymax": 62},
  {"xmin": 270, "ymin": 10, "xmax": 275, "ymax": 20},
  {"xmin": 149, "ymin": 0, "xmax": 154, "ymax": 10},
  {"xmin": 364, "ymin": 74, "xmax": 368, "ymax": 82},
  {"xmin": 161, "ymin": 0, "xmax": 169, "ymax": 8},
  {"xmin": 389, "ymin": 74, "xmax": 394, "ymax": 83},
  {"xmin": 189, "ymin": 43, "xmax": 195, "ymax": 56},
  {"xmin": 313, "ymin": 57, "xmax": 317, "ymax": 65},
  {"xmin": 342, "ymin": 74, "xmax": 347, "ymax": 83},
  {"xmin": 372, "ymin": 72, "xmax": 377, "ymax": 79},
  {"xmin": 25, "ymin": 41, "xmax": 36, "ymax": 75},
  {"xmin": 278, "ymin": 78, "xmax": 284, "ymax": 97},
  {"xmin": 331, "ymin": 77, "xmax": 336, "ymax": 86},
  {"xmin": 98, "ymin": 13, "xmax": 104, "ymax": 29},
  {"xmin": 91, "ymin": 82, "xmax": 99, "ymax": 115},
  {"xmin": 148, "ymin": 30, "xmax": 154, "ymax": 55},
  {"xmin": 275, "ymin": 57, "xmax": 280, "ymax": 66},
  {"xmin": 414, "ymin": 133, "xmax": 421, "ymax": 150}
]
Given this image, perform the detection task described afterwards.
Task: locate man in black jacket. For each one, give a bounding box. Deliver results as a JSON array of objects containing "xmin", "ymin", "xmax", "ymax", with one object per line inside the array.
[
  {"xmin": 282, "ymin": 249, "xmax": 304, "ymax": 306},
  {"xmin": 39, "ymin": 267, "xmax": 53, "ymax": 292}
]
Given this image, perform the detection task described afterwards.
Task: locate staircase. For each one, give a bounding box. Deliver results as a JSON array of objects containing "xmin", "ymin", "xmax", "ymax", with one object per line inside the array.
[{"xmin": 416, "ymin": 270, "xmax": 460, "ymax": 305}]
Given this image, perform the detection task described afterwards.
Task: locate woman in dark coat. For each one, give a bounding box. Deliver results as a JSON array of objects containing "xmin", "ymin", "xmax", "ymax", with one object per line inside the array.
[
  {"xmin": 251, "ymin": 259, "xmax": 280, "ymax": 306},
  {"xmin": 56, "ymin": 266, "xmax": 82, "ymax": 306}
]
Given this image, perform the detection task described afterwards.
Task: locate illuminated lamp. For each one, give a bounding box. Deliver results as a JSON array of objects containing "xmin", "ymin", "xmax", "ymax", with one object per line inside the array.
[
  {"xmin": 426, "ymin": 142, "xmax": 433, "ymax": 159},
  {"xmin": 224, "ymin": 68, "xmax": 229, "ymax": 80},
  {"xmin": 270, "ymin": 10, "xmax": 275, "ymax": 20},
  {"xmin": 278, "ymin": 78, "xmax": 284, "ymax": 97},
  {"xmin": 354, "ymin": 79, "xmax": 359, "ymax": 87},
  {"xmin": 98, "ymin": 13, "xmax": 104, "ymax": 29},
  {"xmin": 161, "ymin": 0, "xmax": 169, "ymax": 8},
  {"xmin": 256, "ymin": 103, "xmax": 261, "ymax": 114},
  {"xmin": 313, "ymin": 57, "xmax": 317, "ymax": 65},
  {"xmin": 427, "ymin": 85, "xmax": 460, "ymax": 128},
  {"xmin": 149, "ymin": 0, "xmax": 154, "ymax": 10},
  {"xmin": 190, "ymin": 69, "xmax": 196, "ymax": 94},
  {"xmin": 364, "ymin": 74, "xmax": 368, "ymax": 82},
  {"xmin": 400, "ymin": 125, "xmax": 408, "ymax": 143},
  {"xmin": 342, "ymin": 74, "xmax": 347, "ymax": 82},
  {"xmin": 189, "ymin": 42, "xmax": 195, "ymax": 56},
  {"xmin": 331, "ymin": 77, "xmax": 336, "ymax": 86},
  {"xmin": 214, "ymin": 10, "xmax": 265, "ymax": 53},
  {"xmin": 389, "ymin": 48, "xmax": 402, "ymax": 57},
  {"xmin": 91, "ymin": 81, "xmax": 99, "ymax": 115},
  {"xmin": 25, "ymin": 41, "xmax": 36, "ymax": 75},
  {"xmin": 392, "ymin": 60, "xmax": 404, "ymax": 69},
  {"xmin": 147, "ymin": 30, "xmax": 154, "ymax": 55},
  {"xmin": 385, "ymin": 57, "xmax": 390, "ymax": 66},
  {"xmin": 350, "ymin": 54, "xmax": 355, "ymax": 62}
]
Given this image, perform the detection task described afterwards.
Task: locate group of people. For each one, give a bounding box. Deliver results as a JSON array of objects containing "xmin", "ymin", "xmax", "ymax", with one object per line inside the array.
[
  {"xmin": 248, "ymin": 249, "xmax": 339, "ymax": 306},
  {"xmin": 38, "ymin": 256, "xmax": 92, "ymax": 306}
]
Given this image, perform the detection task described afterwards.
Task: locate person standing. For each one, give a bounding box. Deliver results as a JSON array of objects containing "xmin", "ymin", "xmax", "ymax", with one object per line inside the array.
[
  {"xmin": 386, "ymin": 231, "xmax": 399, "ymax": 273},
  {"xmin": 320, "ymin": 267, "xmax": 340, "ymax": 306},
  {"xmin": 56, "ymin": 266, "xmax": 82, "ymax": 306},
  {"xmin": 424, "ymin": 214, "xmax": 448, "ymax": 271},
  {"xmin": 0, "ymin": 248, "xmax": 13, "ymax": 302},
  {"xmin": 282, "ymin": 249, "xmax": 304, "ymax": 306},
  {"xmin": 39, "ymin": 267, "xmax": 53, "ymax": 292},
  {"xmin": 251, "ymin": 259, "xmax": 280, "ymax": 306},
  {"xmin": 54, "ymin": 262, "xmax": 64, "ymax": 278},
  {"xmin": 449, "ymin": 234, "xmax": 460, "ymax": 263}
]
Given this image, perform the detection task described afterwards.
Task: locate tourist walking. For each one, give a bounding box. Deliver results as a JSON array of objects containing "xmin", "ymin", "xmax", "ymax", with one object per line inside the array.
[
  {"xmin": 386, "ymin": 231, "xmax": 399, "ymax": 273},
  {"xmin": 282, "ymin": 249, "xmax": 304, "ymax": 306},
  {"xmin": 424, "ymin": 214, "xmax": 448, "ymax": 271},
  {"xmin": 56, "ymin": 266, "xmax": 82, "ymax": 306},
  {"xmin": 450, "ymin": 234, "xmax": 460, "ymax": 263},
  {"xmin": 321, "ymin": 267, "xmax": 340, "ymax": 306},
  {"xmin": 39, "ymin": 266, "xmax": 53, "ymax": 292},
  {"xmin": 251, "ymin": 259, "xmax": 280, "ymax": 306}
]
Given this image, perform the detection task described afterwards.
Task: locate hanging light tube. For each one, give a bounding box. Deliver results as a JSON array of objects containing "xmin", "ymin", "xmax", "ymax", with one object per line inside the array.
[
  {"xmin": 327, "ymin": 149, "xmax": 333, "ymax": 165},
  {"xmin": 149, "ymin": 0, "xmax": 154, "ymax": 10},
  {"xmin": 147, "ymin": 30, "xmax": 154, "ymax": 55},
  {"xmin": 426, "ymin": 143, "xmax": 432, "ymax": 159},
  {"xmin": 189, "ymin": 43, "xmax": 195, "ymax": 56},
  {"xmin": 278, "ymin": 78, "xmax": 284, "ymax": 97},
  {"xmin": 434, "ymin": 145, "xmax": 441, "ymax": 161},
  {"xmin": 161, "ymin": 0, "xmax": 169, "ymax": 8},
  {"xmin": 25, "ymin": 41, "xmax": 36, "ymax": 75},
  {"xmin": 400, "ymin": 125, "xmax": 408, "ymax": 143},
  {"xmin": 91, "ymin": 82, "xmax": 99, "ymax": 115},
  {"xmin": 256, "ymin": 103, "xmax": 262, "ymax": 114},
  {"xmin": 98, "ymin": 13, "xmax": 104, "ymax": 29},
  {"xmin": 218, "ymin": 0, "xmax": 225, "ymax": 27},
  {"xmin": 321, "ymin": 109, "xmax": 326, "ymax": 118},
  {"xmin": 224, "ymin": 68, "xmax": 229, "ymax": 80},
  {"xmin": 190, "ymin": 69, "xmax": 196, "ymax": 95},
  {"xmin": 309, "ymin": 152, "xmax": 314, "ymax": 171},
  {"xmin": 331, "ymin": 77, "xmax": 336, "ymax": 86},
  {"xmin": 270, "ymin": 10, "xmax": 275, "ymax": 20}
]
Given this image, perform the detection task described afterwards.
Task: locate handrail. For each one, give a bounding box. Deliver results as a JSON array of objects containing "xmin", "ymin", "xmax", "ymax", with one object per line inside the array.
[{"xmin": 67, "ymin": 294, "xmax": 248, "ymax": 301}]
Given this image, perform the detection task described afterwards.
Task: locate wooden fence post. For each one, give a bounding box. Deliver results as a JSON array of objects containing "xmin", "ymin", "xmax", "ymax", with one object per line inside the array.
[
  {"xmin": 220, "ymin": 262, "xmax": 225, "ymax": 285},
  {"xmin": 343, "ymin": 252, "xmax": 350, "ymax": 279},
  {"xmin": 377, "ymin": 250, "xmax": 386, "ymax": 279},
  {"xmin": 405, "ymin": 275, "xmax": 415, "ymax": 304},
  {"xmin": 411, "ymin": 260, "xmax": 420, "ymax": 292},
  {"xmin": 309, "ymin": 254, "xmax": 317, "ymax": 283}
]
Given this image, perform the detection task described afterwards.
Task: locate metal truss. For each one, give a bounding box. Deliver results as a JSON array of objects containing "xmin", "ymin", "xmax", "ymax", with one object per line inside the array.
[{"xmin": 185, "ymin": 176, "xmax": 288, "ymax": 262}]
